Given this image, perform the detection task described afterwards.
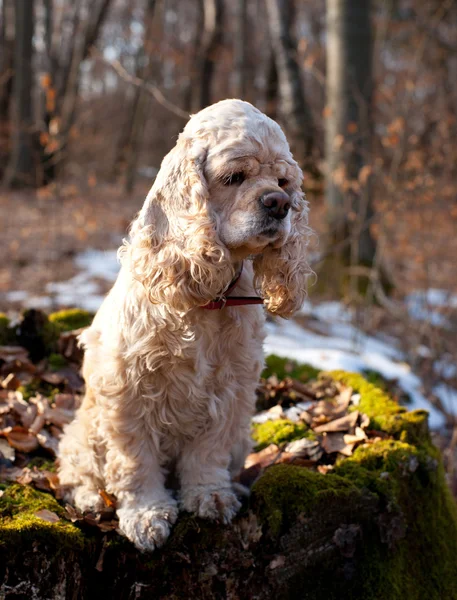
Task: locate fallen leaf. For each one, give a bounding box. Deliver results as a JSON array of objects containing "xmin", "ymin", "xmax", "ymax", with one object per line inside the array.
[
  {"xmin": 35, "ymin": 509, "xmax": 60, "ymax": 523},
  {"xmin": 5, "ymin": 426, "xmax": 39, "ymax": 452},
  {"xmin": 54, "ymin": 393, "xmax": 75, "ymax": 410},
  {"xmin": 40, "ymin": 372, "xmax": 65, "ymax": 386},
  {"xmin": 267, "ymin": 405, "xmax": 284, "ymax": 419},
  {"xmin": 99, "ymin": 489, "xmax": 117, "ymax": 509},
  {"xmin": 1, "ymin": 373, "xmax": 21, "ymax": 390},
  {"xmin": 314, "ymin": 411, "xmax": 359, "ymax": 433},
  {"xmin": 321, "ymin": 432, "xmax": 347, "ymax": 454},
  {"xmin": 284, "ymin": 438, "xmax": 323, "ymax": 461},
  {"xmin": 46, "ymin": 407, "xmax": 73, "ymax": 427},
  {"xmin": 344, "ymin": 427, "xmax": 367, "ymax": 446},
  {"xmin": 36, "ymin": 430, "xmax": 59, "ymax": 456},
  {"xmin": 245, "ymin": 444, "xmax": 281, "ymax": 469},
  {"xmin": 0, "ymin": 438, "xmax": 15, "ymax": 461}
]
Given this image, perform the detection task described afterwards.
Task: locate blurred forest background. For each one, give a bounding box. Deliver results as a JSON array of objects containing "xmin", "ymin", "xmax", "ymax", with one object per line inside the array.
[{"xmin": 1, "ymin": 1, "xmax": 457, "ymax": 464}]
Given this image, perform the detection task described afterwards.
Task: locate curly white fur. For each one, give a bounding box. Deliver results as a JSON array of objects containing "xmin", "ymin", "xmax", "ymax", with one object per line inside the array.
[{"xmin": 58, "ymin": 99, "xmax": 313, "ymax": 552}]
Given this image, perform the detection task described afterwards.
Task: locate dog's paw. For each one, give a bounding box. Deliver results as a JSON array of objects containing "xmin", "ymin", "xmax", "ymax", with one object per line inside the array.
[
  {"xmin": 117, "ymin": 503, "xmax": 178, "ymax": 552},
  {"xmin": 180, "ymin": 485, "xmax": 241, "ymax": 524},
  {"xmin": 71, "ymin": 486, "xmax": 105, "ymax": 513}
]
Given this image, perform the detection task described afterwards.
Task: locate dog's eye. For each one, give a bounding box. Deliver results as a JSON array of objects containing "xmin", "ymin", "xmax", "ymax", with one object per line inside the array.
[
  {"xmin": 224, "ymin": 172, "xmax": 245, "ymax": 186},
  {"xmin": 278, "ymin": 178, "xmax": 289, "ymax": 188}
]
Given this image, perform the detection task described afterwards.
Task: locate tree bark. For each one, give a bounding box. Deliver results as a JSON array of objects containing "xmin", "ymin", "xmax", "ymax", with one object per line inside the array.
[
  {"xmin": 325, "ymin": 0, "xmax": 376, "ymax": 266},
  {"xmin": 233, "ymin": 0, "xmax": 248, "ymax": 100},
  {"xmin": 198, "ymin": 0, "xmax": 224, "ymax": 109},
  {"xmin": 3, "ymin": 0, "xmax": 37, "ymax": 188},
  {"xmin": 265, "ymin": 0, "xmax": 314, "ymax": 167},
  {"xmin": 0, "ymin": 0, "xmax": 14, "ymax": 122},
  {"xmin": 123, "ymin": 0, "xmax": 157, "ymax": 193}
]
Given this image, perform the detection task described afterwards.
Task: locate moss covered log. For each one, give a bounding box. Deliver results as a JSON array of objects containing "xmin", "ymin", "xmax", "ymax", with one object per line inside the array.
[{"xmin": 1, "ymin": 369, "xmax": 457, "ymax": 599}]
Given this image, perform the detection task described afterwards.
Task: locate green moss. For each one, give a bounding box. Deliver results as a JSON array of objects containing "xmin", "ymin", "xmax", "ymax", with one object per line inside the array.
[
  {"xmin": 48, "ymin": 352, "xmax": 68, "ymax": 370},
  {"xmin": 48, "ymin": 308, "xmax": 93, "ymax": 332},
  {"xmin": 27, "ymin": 458, "xmax": 57, "ymax": 472},
  {"xmin": 0, "ymin": 484, "xmax": 84, "ymax": 549},
  {"xmin": 251, "ymin": 368, "xmax": 457, "ymax": 599},
  {"xmin": 262, "ymin": 354, "xmax": 320, "ymax": 382},
  {"xmin": 252, "ymin": 464, "xmax": 364, "ymax": 537},
  {"xmin": 252, "ymin": 419, "xmax": 313, "ymax": 451},
  {"xmin": 17, "ymin": 379, "xmax": 60, "ymax": 401},
  {"xmin": 328, "ymin": 370, "xmax": 428, "ymax": 444}
]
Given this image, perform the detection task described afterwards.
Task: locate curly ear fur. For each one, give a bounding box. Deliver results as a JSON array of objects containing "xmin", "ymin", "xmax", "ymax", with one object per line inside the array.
[
  {"xmin": 119, "ymin": 137, "xmax": 234, "ymax": 312},
  {"xmin": 253, "ymin": 185, "xmax": 312, "ymax": 318}
]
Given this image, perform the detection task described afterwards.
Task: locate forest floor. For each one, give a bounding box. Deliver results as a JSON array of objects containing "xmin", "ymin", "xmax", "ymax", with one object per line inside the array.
[{"xmin": 1, "ymin": 180, "xmax": 457, "ymax": 490}]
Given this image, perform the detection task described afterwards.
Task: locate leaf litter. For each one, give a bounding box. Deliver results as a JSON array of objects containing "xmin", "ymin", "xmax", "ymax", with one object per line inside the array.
[{"xmin": 0, "ymin": 331, "xmax": 392, "ymax": 539}]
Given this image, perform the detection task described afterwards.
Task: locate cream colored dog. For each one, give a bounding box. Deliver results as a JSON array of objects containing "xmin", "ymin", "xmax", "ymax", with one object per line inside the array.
[{"xmin": 58, "ymin": 99, "xmax": 312, "ymax": 552}]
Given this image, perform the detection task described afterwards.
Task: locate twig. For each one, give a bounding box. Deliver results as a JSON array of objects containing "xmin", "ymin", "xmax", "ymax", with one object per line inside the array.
[{"xmin": 91, "ymin": 47, "xmax": 189, "ymax": 120}]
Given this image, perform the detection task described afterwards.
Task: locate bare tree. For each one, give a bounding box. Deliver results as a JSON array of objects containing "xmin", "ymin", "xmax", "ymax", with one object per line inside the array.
[
  {"xmin": 198, "ymin": 0, "xmax": 224, "ymax": 109},
  {"xmin": 0, "ymin": 0, "xmax": 14, "ymax": 122},
  {"xmin": 325, "ymin": 0, "xmax": 376, "ymax": 266},
  {"xmin": 265, "ymin": 0, "xmax": 314, "ymax": 166},
  {"xmin": 233, "ymin": 0, "xmax": 248, "ymax": 99},
  {"xmin": 123, "ymin": 0, "xmax": 157, "ymax": 193},
  {"xmin": 40, "ymin": 0, "xmax": 112, "ymax": 179},
  {"xmin": 3, "ymin": 0, "xmax": 37, "ymax": 187}
]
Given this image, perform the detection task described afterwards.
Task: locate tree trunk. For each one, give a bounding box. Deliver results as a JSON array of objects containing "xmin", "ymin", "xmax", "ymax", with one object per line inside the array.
[
  {"xmin": 1, "ymin": 391, "xmax": 457, "ymax": 599},
  {"xmin": 58, "ymin": 0, "xmax": 112, "ymax": 157},
  {"xmin": 265, "ymin": 0, "xmax": 314, "ymax": 167},
  {"xmin": 3, "ymin": 0, "xmax": 37, "ymax": 188},
  {"xmin": 233, "ymin": 0, "xmax": 248, "ymax": 100},
  {"xmin": 198, "ymin": 0, "xmax": 224, "ymax": 109},
  {"xmin": 0, "ymin": 0, "xmax": 14, "ymax": 122},
  {"xmin": 325, "ymin": 0, "xmax": 376, "ymax": 266},
  {"xmin": 123, "ymin": 0, "xmax": 157, "ymax": 193}
]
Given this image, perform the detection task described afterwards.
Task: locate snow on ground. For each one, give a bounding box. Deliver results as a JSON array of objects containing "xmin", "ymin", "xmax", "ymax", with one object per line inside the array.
[
  {"xmin": 5, "ymin": 248, "xmax": 457, "ymax": 430},
  {"xmin": 406, "ymin": 289, "xmax": 457, "ymax": 329},
  {"xmin": 6, "ymin": 250, "xmax": 119, "ymax": 313},
  {"xmin": 265, "ymin": 315, "xmax": 447, "ymax": 429}
]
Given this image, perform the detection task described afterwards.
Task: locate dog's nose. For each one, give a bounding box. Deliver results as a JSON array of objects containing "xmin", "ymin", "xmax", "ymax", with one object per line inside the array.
[{"xmin": 260, "ymin": 191, "xmax": 291, "ymax": 220}]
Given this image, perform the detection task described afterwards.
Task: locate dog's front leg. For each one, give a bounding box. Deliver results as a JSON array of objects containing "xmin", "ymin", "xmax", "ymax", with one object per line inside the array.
[
  {"xmin": 104, "ymin": 430, "xmax": 178, "ymax": 552},
  {"xmin": 178, "ymin": 435, "xmax": 241, "ymax": 524}
]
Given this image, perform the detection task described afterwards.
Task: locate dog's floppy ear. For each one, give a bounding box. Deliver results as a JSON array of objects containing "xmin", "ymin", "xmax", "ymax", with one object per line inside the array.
[
  {"xmin": 119, "ymin": 136, "xmax": 234, "ymax": 312},
  {"xmin": 253, "ymin": 170, "xmax": 312, "ymax": 318}
]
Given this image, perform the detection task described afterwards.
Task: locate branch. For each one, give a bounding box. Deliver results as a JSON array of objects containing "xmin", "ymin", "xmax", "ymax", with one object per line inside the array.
[{"xmin": 91, "ymin": 49, "xmax": 189, "ymax": 121}]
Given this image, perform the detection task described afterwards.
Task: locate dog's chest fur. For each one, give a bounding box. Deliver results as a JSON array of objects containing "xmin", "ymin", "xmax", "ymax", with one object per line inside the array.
[{"xmin": 138, "ymin": 302, "xmax": 266, "ymax": 451}]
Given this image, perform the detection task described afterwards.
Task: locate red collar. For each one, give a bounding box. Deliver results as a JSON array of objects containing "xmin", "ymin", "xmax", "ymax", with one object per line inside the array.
[{"xmin": 201, "ymin": 263, "xmax": 264, "ymax": 310}]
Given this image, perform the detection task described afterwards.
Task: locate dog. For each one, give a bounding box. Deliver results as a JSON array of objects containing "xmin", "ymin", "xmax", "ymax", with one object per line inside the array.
[{"xmin": 58, "ymin": 99, "xmax": 312, "ymax": 551}]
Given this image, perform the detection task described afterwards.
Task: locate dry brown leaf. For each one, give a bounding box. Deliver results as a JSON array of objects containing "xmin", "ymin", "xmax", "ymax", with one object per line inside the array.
[
  {"xmin": 321, "ymin": 432, "xmax": 347, "ymax": 454},
  {"xmin": 245, "ymin": 444, "xmax": 281, "ymax": 469},
  {"xmin": 266, "ymin": 405, "xmax": 284, "ymax": 419},
  {"xmin": 313, "ymin": 411, "xmax": 359, "ymax": 434},
  {"xmin": 1, "ymin": 373, "xmax": 21, "ymax": 390},
  {"xmin": 5, "ymin": 426, "xmax": 39, "ymax": 452},
  {"xmin": 99, "ymin": 489, "xmax": 117, "ymax": 509},
  {"xmin": 65, "ymin": 504, "xmax": 83, "ymax": 522},
  {"xmin": 284, "ymin": 438, "xmax": 323, "ymax": 461},
  {"xmin": 29, "ymin": 413, "xmax": 46, "ymax": 435},
  {"xmin": 0, "ymin": 346, "xmax": 29, "ymax": 364},
  {"xmin": 46, "ymin": 407, "xmax": 74, "ymax": 427},
  {"xmin": 36, "ymin": 430, "xmax": 59, "ymax": 456},
  {"xmin": 54, "ymin": 393, "xmax": 75, "ymax": 410},
  {"xmin": 34, "ymin": 509, "xmax": 60, "ymax": 523},
  {"xmin": 40, "ymin": 372, "xmax": 65, "ymax": 386},
  {"xmin": 0, "ymin": 438, "xmax": 15, "ymax": 461},
  {"xmin": 344, "ymin": 427, "xmax": 367, "ymax": 446}
]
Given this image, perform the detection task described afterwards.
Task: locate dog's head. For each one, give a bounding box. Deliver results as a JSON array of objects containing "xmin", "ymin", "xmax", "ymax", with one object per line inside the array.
[{"xmin": 120, "ymin": 99, "xmax": 312, "ymax": 317}]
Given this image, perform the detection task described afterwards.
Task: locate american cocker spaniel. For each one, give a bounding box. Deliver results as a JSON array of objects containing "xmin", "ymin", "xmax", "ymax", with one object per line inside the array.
[{"xmin": 58, "ymin": 99, "xmax": 312, "ymax": 551}]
